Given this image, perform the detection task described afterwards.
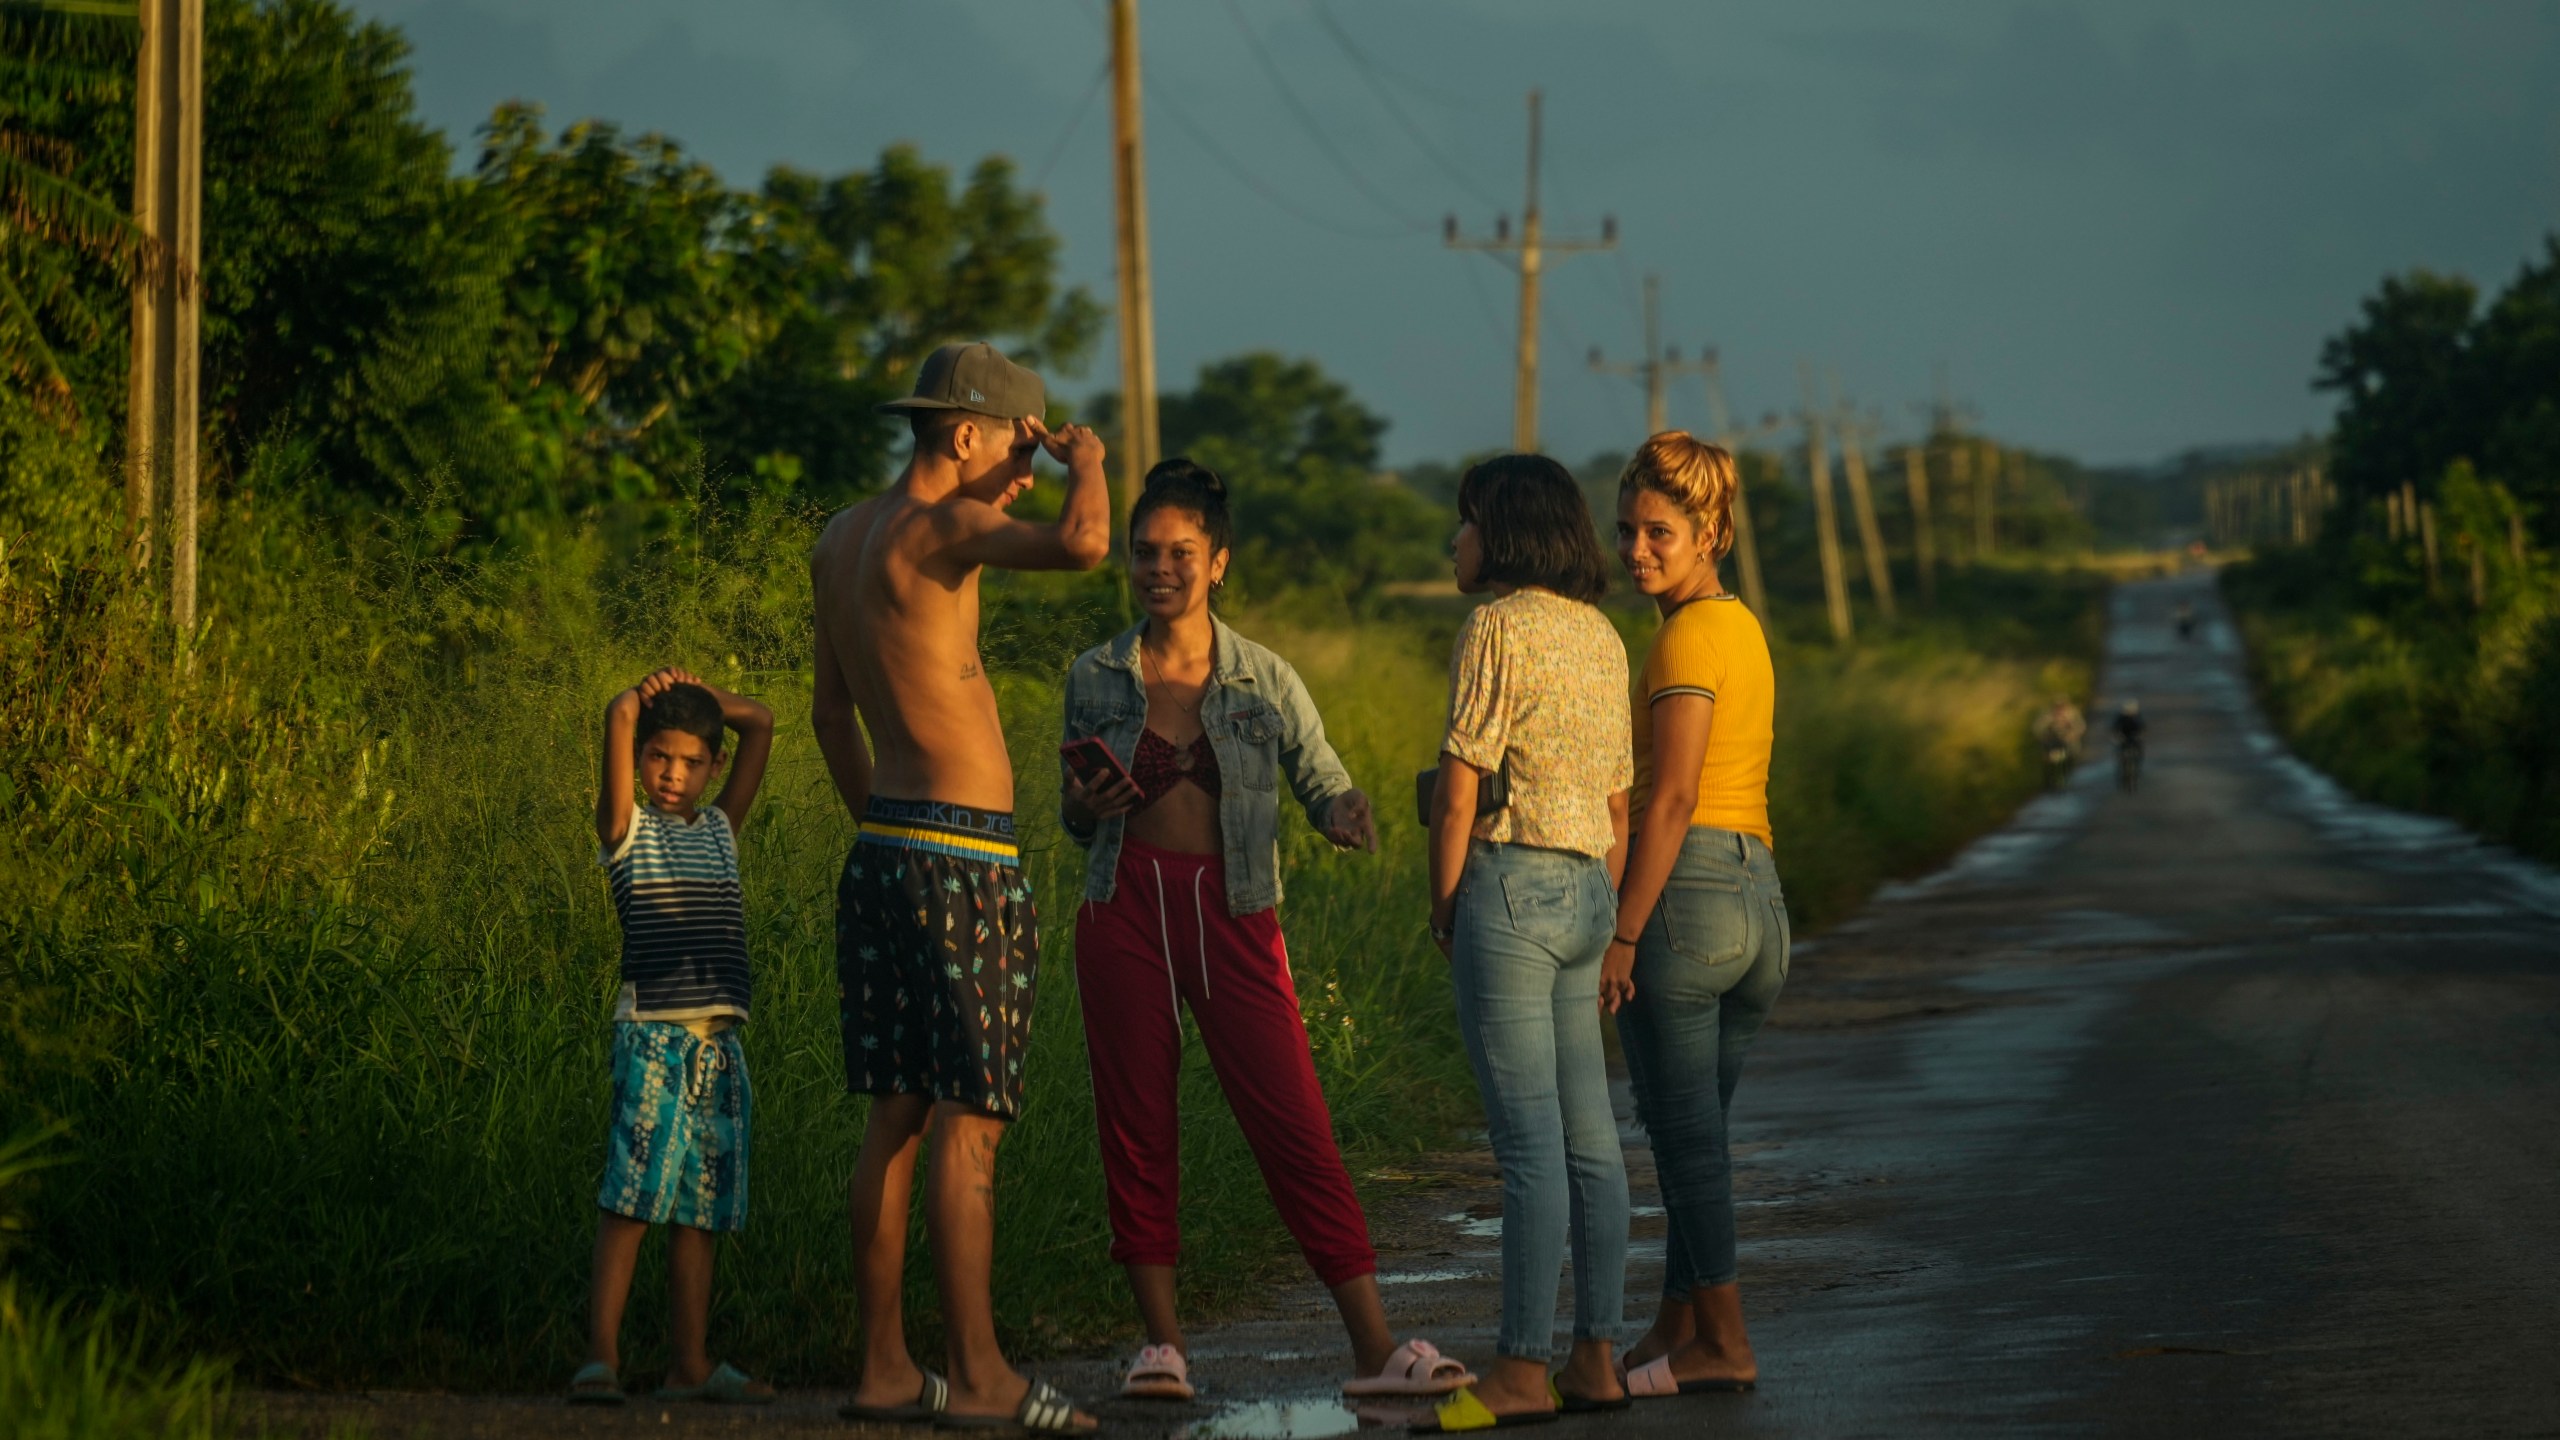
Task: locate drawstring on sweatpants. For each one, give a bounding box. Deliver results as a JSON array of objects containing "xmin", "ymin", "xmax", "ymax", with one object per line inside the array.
[
  {"xmin": 1149, "ymin": 860, "xmax": 1181, "ymax": 1041},
  {"xmin": 1146, "ymin": 858, "xmax": 1216, "ymax": 1035},
  {"xmin": 1192, "ymin": 868, "xmax": 1211, "ymax": 1002}
]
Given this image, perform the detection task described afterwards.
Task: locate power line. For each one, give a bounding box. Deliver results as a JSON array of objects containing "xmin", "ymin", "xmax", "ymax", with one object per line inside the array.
[
  {"xmin": 1072, "ymin": 0, "xmax": 1406, "ymax": 241},
  {"xmin": 1146, "ymin": 73, "xmax": 1410, "ymax": 240},
  {"xmin": 1220, "ymin": 0, "xmax": 1434, "ymax": 233},
  {"xmin": 1303, "ymin": 0, "xmax": 1507, "ymax": 211},
  {"xmin": 1300, "ymin": 0, "xmax": 1496, "ymax": 114},
  {"xmin": 1032, "ymin": 58, "xmax": 1110, "ymax": 194}
]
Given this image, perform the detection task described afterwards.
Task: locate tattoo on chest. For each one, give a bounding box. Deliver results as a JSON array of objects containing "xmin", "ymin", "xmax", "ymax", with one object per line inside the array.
[{"xmin": 960, "ymin": 659, "xmax": 982, "ymax": 681}]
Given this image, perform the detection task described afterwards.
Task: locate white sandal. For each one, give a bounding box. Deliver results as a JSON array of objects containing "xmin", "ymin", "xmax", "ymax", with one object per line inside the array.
[
  {"xmin": 1122, "ymin": 1343, "xmax": 1195, "ymax": 1401},
  {"xmin": 1342, "ymin": 1338, "xmax": 1474, "ymax": 1397}
]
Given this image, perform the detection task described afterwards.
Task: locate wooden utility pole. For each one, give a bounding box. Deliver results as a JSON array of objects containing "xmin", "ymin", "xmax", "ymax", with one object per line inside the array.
[
  {"xmin": 1109, "ymin": 0, "xmax": 1159, "ymax": 525},
  {"xmin": 2420, "ymin": 501, "xmax": 2442, "ymax": 598},
  {"xmin": 1801, "ymin": 374, "xmax": 1853, "ymax": 642},
  {"xmin": 1973, "ymin": 442, "xmax": 1998, "ymax": 559},
  {"xmin": 126, "ymin": 0, "xmax": 203, "ymax": 638},
  {"xmin": 1445, "ymin": 90, "xmax": 1614, "ymax": 453},
  {"xmin": 1832, "ymin": 398, "xmax": 1896, "ymax": 623},
  {"xmin": 1696, "ymin": 357, "xmax": 1779, "ymax": 616},
  {"xmin": 1902, "ymin": 444, "xmax": 1937, "ymax": 608},
  {"xmin": 1589, "ymin": 273, "xmax": 1712, "ymax": 435}
]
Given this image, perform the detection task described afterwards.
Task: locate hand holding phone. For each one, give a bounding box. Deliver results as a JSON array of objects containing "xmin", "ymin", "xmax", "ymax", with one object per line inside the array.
[{"xmin": 1061, "ymin": 737, "xmax": 1143, "ymax": 827}]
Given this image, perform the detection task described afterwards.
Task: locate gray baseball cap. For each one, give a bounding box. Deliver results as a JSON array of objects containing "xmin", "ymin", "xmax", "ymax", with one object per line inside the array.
[{"xmin": 875, "ymin": 341, "xmax": 1046, "ymax": 420}]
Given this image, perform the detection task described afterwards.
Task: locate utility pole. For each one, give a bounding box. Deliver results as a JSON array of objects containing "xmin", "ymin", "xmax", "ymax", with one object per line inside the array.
[
  {"xmin": 1800, "ymin": 369, "xmax": 1854, "ymax": 643},
  {"xmin": 1589, "ymin": 273, "xmax": 1713, "ymax": 435},
  {"xmin": 1831, "ymin": 392, "xmax": 1897, "ymax": 623},
  {"xmin": 1697, "ymin": 356, "xmax": 1781, "ymax": 616},
  {"xmin": 1973, "ymin": 441, "xmax": 1998, "ymax": 560},
  {"xmin": 126, "ymin": 0, "xmax": 202, "ymax": 641},
  {"xmin": 1446, "ymin": 90, "xmax": 1615, "ymax": 453},
  {"xmin": 1109, "ymin": 0, "xmax": 1159, "ymax": 526},
  {"xmin": 1902, "ymin": 444, "xmax": 1937, "ymax": 608}
]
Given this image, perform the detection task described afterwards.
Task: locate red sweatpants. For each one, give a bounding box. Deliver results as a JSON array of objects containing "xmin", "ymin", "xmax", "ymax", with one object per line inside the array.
[{"xmin": 1073, "ymin": 835, "xmax": 1378, "ymax": 1287}]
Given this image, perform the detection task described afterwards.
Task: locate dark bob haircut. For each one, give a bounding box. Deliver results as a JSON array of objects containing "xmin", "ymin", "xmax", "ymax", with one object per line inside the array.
[
  {"xmin": 637, "ymin": 682, "xmax": 726, "ymax": 757},
  {"xmin": 1130, "ymin": 456, "xmax": 1234, "ymax": 556},
  {"xmin": 1457, "ymin": 453, "xmax": 1610, "ymax": 604}
]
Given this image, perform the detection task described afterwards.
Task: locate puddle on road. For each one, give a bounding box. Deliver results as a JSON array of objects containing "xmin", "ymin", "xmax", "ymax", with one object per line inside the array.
[
  {"xmin": 1377, "ymin": 1267, "xmax": 1483, "ymax": 1285},
  {"xmin": 1180, "ymin": 1398, "xmax": 1370, "ymax": 1439},
  {"xmin": 1439, "ymin": 1211, "xmax": 1501, "ymax": 1239}
]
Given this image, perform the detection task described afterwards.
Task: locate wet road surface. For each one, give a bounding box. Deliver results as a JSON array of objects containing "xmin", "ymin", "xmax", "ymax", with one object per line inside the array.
[
  {"xmin": 1073, "ymin": 571, "xmax": 2560, "ymax": 1439},
  {"xmin": 252, "ymin": 573, "xmax": 2560, "ymax": 1438}
]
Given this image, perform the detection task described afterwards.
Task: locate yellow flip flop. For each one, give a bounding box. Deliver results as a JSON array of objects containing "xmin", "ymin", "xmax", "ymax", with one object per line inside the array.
[{"xmin": 1408, "ymin": 1386, "xmax": 1560, "ymax": 1434}]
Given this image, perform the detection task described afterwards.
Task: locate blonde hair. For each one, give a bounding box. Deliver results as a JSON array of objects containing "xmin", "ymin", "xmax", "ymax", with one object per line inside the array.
[{"xmin": 1618, "ymin": 431, "xmax": 1740, "ymax": 562}]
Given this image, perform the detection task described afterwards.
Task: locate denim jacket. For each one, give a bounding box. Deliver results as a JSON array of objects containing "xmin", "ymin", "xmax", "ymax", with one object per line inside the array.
[{"xmin": 1060, "ymin": 615, "xmax": 1356, "ymax": 915}]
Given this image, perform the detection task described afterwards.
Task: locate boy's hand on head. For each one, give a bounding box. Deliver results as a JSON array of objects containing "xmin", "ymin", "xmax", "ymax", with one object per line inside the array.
[{"xmin": 636, "ymin": 667, "xmax": 702, "ymax": 703}]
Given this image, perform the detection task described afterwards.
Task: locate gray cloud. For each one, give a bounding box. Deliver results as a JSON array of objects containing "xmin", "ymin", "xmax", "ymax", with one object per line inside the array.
[{"xmin": 348, "ymin": 0, "xmax": 2560, "ymax": 466}]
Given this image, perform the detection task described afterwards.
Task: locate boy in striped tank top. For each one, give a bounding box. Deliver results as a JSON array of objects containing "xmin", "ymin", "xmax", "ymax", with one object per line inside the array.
[{"xmin": 570, "ymin": 668, "xmax": 775, "ymax": 1406}]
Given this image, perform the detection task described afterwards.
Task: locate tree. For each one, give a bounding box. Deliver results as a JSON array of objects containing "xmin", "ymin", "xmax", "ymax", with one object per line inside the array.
[
  {"xmin": 0, "ymin": 0, "xmax": 154, "ymax": 425},
  {"xmin": 1101, "ymin": 353, "xmax": 1440, "ymax": 599},
  {"xmin": 2468, "ymin": 238, "xmax": 2560, "ymax": 526},
  {"xmin": 692, "ymin": 147, "xmax": 1102, "ymax": 504},
  {"xmin": 2315, "ymin": 271, "xmax": 2478, "ymax": 504}
]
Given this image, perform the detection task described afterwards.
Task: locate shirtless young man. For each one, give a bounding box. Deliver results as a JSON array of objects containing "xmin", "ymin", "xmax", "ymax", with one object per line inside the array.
[{"xmin": 812, "ymin": 343, "xmax": 1110, "ymax": 1434}]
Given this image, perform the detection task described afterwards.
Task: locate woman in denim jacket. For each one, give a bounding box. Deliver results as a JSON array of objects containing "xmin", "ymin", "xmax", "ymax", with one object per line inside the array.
[
  {"xmin": 1060, "ymin": 459, "xmax": 1468, "ymax": 1405},
  {"xmin": 1421, "ymin": 454, "xmax": 1634, "ymax": 1431}
]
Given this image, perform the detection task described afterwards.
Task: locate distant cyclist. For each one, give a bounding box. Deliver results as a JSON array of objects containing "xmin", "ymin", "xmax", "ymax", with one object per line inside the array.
[
  {"xmin": 2174, "ymin": 602, "xmax": 2198, "ymax": 641},
  {"xmin": 2112, "ymin": 701, "xmax": 2146, "ymax": 793},
  {"xmin": 2031, "ymin": 696, "xmax": 2085, "ymax": 790}
]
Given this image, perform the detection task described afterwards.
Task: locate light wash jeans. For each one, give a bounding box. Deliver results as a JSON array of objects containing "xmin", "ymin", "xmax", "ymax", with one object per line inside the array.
[
  {"xmin": 1450, "ymin": 840, "xmax": 1629, "ymax": 1359},
  {"xmin": 1617, "ymin": 825, "xmax": 1788, "ymax": 1296}
]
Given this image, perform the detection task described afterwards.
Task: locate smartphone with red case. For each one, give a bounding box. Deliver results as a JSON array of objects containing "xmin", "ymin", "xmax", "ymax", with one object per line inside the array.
[{"xmin": 1060, "ymin": 737, "xmax": 1138, "ymax": 793}]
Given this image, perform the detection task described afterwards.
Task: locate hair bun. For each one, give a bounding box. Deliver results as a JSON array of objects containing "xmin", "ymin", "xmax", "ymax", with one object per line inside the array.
[{"xmin": 1143, "ymin": 457, "xmax": 1226, "ymax": 499}]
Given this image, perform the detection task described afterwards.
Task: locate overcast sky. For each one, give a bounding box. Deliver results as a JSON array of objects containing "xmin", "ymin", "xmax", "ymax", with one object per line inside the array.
[{"xmin": 347, "ymin": 0, "xmax": 2560, "ymax": 469}]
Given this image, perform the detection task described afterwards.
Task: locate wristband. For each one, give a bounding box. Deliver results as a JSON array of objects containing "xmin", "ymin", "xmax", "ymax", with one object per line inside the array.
[{"xmin": 1612, "ymin": 933, "xmax": 1642, "ymax": 948}]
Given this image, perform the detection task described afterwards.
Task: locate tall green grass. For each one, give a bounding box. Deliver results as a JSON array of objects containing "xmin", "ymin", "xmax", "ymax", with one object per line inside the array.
[
  {"xmin": 1, "ymin": 474, "xmax": 2099, "ymax": 1390},
  {"xmin": 2226, "ymin": 547, "xmax": 2560, "ymax": 862}
]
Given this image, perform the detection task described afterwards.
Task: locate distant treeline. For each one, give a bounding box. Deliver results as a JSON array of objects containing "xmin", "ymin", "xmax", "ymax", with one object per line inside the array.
[
  {"xmin": 2221, "ymin": 234, "xmax": 2560, "ymax": 863},
  {"xmin": 0, "ymin": 0, "xmax": 1452, "ymax": 602}
]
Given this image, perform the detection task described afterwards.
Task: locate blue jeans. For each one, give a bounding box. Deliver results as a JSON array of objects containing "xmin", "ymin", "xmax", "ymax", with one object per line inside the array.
[
  {"xmin": 1618, "ymin": 826, "xmax": 1788, "ymax": 1296},
  {"xmin": 1451, "ymin": 841, "xmax": 1630, "ymax": 1359}
]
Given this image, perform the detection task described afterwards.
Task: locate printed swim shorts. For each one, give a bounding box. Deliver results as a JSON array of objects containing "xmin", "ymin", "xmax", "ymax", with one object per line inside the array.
[
  {"xmin": 596, "ymin": 1020, "xmax": 751, "ymax": 1231},
  {"xmin": 837, "ymin": 797, "xmax": 1040, "ymax": 1120}
]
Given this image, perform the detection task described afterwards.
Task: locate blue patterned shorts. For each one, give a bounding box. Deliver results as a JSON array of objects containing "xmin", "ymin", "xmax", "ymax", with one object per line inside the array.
[{"xmin": 596, "ymin": 1021, "xmax": 751, "ymax": 1231}]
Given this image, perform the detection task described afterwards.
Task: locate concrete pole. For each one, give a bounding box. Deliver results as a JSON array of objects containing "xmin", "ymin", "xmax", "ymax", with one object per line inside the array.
[
  {"xmin": 1110, "ymin": 0, "xmax": 1159, "ymax": 524},
  {"xmin": 1904, "ymin": 444, "xmax": 1937, "ymax": 608},
  {"xmin": 1838, "ymin": 419, "xmax": 1896, "ymax": 622},
  {"xmin": 1973, "ymin": 443, "xmax": 1997, "ymax": 560},
  {"xmin": 2420, "ymin": 502, "xmax": 2442, "ymax": 599},
  {"xmin": 1804, "ymin": 404, "xmax": 1853, "ymax": 642},
  {"xmin": 125, "ymin": 0, "xmax": 203, "ymax": 639},
  {"xmin": 1513, "ymin": 90, "xmax": 1543, "ymax": 454}
]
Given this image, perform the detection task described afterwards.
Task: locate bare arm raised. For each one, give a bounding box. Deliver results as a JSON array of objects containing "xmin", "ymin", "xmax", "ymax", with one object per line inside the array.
[{"xmin": 935, "ymin": 419, "xmax": 1112, "ymax": 573}]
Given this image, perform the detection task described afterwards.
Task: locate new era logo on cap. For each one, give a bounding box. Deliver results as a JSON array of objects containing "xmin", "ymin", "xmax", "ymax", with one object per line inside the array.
[{"xmin": 876, "ymin": 342, "xmax": 1046, "ymax": 421}]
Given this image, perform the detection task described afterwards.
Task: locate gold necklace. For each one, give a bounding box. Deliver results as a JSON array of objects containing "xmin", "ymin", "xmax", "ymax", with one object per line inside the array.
[{"xmin": 1140, "ymin": 644, "xmax": 1207, "ymax": 718}]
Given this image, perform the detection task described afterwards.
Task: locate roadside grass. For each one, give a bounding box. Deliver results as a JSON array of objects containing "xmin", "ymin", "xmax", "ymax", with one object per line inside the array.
[
  {"xmin": 1, "ymin": 478, "xmax": 2100, "ymax": 1390},
  {"xmin": 2224, "ymin": 547, "xmax": 2560, "ymax": 864}
]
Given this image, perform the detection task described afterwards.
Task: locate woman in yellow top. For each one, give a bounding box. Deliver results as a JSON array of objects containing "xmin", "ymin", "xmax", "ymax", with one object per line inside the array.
[{"xmin": 1602, "ymin": 433, "xmax": 1788, "ymax": 1399}]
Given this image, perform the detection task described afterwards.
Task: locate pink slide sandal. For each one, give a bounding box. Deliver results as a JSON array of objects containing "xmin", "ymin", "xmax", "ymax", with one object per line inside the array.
[
  {"xmin": 1343, "ymin": 1339, "xmax": 1475, "ymax": 1397},
  {"xmin": 1122, "ymin": 1344, "xmax": 1195, "ymax": 1401}
]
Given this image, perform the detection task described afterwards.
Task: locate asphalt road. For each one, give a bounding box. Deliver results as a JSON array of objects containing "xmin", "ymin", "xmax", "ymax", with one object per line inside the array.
[
  {"xmin": 1131, "ymin": 571, "xmax": 2560, "ymax": 1440},
  {"xmin": 254, "ymin": 573, "xmax": 2560, "ymax": 1438}
]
